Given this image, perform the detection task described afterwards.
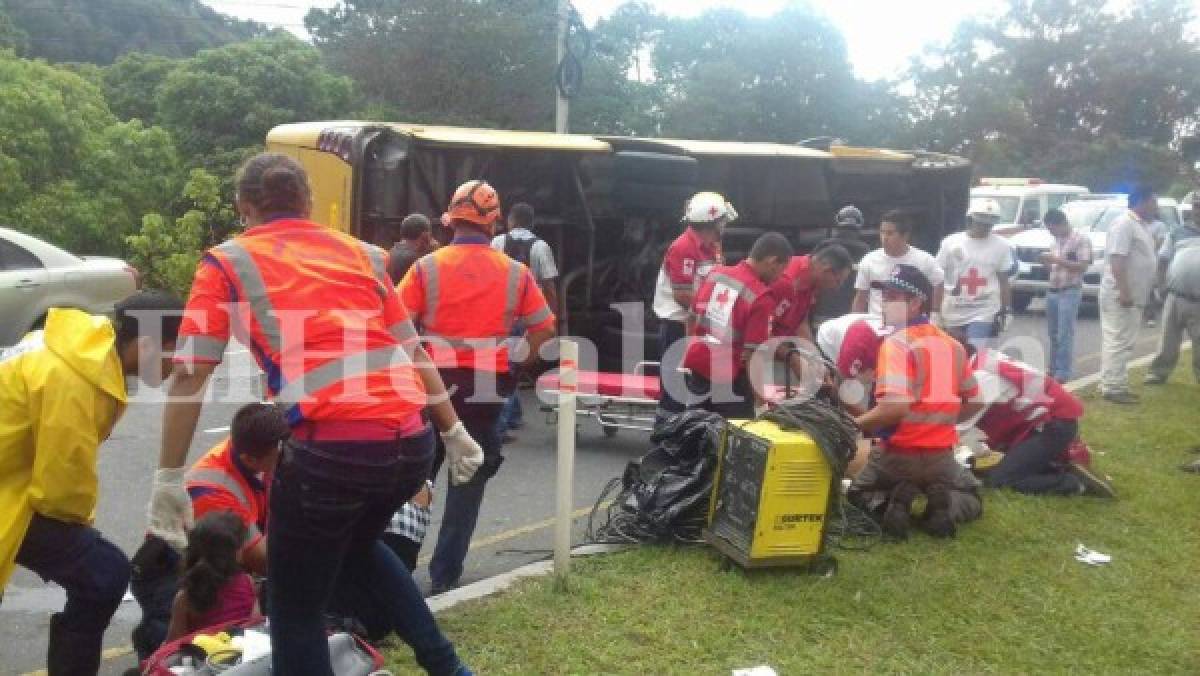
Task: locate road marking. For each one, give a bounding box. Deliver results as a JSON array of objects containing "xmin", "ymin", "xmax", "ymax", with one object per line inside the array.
[{"xmin": 203, "ymin": 426, "xmax": 231, "ymax": 435}]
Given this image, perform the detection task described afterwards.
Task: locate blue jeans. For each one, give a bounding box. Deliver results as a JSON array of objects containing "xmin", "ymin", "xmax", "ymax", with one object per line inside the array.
[
  {"xmin": 949, "ymin": 321, "xmax": 995, "ymax": 352},
  {"xmin": 1046, "ymin": 287, "xmax": 1083, "ymax": 382},
  {"xmin": 16, "ymin": 513, "xmax": 131, "ymax": 675},
  {"xmin": 267, "ymin": 425, "xmax": 465, "ymax": 676},
  {"xmin": 496, "ymin": 386, "xmax": 523, "ymax": 435},
  {"xmin": 429, "ymin": 369, "xmax": 508, "ymax": 590},
  {"xmin": 655, "ymin": 319, "xmax": 688, "ymax": 427}
]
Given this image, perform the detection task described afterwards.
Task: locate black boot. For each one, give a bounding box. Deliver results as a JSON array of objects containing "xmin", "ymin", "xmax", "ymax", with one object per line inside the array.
[
  {"xmin": 922, "ymin": 484, "xmax": 957, "ymax": 539},
  {"xmin": 48, "ymin": 613, "xmax": 104, "ymax": 676},
  {"xmin": 881, "ymin": 482, "xmax": 919, "ymax": 540}
]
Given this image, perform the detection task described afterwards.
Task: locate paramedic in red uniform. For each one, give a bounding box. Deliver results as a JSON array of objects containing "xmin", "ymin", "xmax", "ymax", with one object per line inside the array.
[
  {"xmin": 652, "ymin": 192, "xmax": 734, "ymax": 427},
  {"xmin": 770, "ymin": 244, "xmax": 854, "ymax": 387},
  {"xmin": 849, "ymin": 264, "xmax": 985, "ymax": 540},
  {"xmin": 682, "ymin": 233, "xmax": 793, "ymax": 418},
  {"xmin": 153, "ymin": 153, "xmax": 476, "ymax": 675},
  {"xmin": 398, "ymin": 180, "xmax": 556, "ymax": 595},
  {"xmin": 969, "ymin": 348, "xmax": 1115, "ymax": 497}
]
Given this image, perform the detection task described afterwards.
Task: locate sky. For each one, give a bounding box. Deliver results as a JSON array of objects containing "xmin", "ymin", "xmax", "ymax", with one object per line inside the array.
[{"xmin": 199, "ymin": 0, "xmax": 1007, "ymax": 81}]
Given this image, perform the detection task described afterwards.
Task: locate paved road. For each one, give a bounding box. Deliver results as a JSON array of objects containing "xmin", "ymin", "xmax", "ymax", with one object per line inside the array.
[{"xmin": 1, "ymin": 301, "xmax": 1168, "ymax": 674}]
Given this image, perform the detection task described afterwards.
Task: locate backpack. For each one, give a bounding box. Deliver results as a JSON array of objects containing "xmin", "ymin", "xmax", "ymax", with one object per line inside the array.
[{"xmin": 502, "ymin": 234, "xmax": 537, "ymax": 268}]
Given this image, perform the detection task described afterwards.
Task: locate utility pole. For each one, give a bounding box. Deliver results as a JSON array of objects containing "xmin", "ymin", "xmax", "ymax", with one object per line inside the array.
[{"xmin": 555, "ymin": 0, "xmax": 569, "ymax": 134}]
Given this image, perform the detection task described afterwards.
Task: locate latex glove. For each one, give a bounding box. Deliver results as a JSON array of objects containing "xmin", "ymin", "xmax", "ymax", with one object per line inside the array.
[
  {"xmin": 146, "ymin": 468, "xmax": 193, "ymax": 552},
  {"xmin": 441, "ymin": 422, "xmax": 484, "ymax": 485}
]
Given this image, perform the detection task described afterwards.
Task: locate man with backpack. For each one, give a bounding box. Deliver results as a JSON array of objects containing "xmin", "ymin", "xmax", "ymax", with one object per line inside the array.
[{"xmin": 492, "ymin": 202, "xmax": 559, "ymax": 439}]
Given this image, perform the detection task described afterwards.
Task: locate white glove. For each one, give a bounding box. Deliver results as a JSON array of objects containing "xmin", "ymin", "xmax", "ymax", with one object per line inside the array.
[
  {"xmin": 146, "ymin": 467, "xmax": 193, "ymax": 552},
  {"xmin": 440, "ymin": 422, "xmax": 484, "ymax": 486}
]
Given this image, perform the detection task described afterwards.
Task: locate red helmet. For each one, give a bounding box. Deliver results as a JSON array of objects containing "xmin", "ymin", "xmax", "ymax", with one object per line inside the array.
[{"xmin": 445, "ymin": 180, "xmax": 501, "ymax": 227}]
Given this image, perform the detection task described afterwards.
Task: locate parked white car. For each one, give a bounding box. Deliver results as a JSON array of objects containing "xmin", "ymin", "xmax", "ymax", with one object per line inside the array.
[
  {"xmin": 970, "ymin": 178, "xmax": 1090, "ymax": 235},
  {"xmin": 0, "ymin": 227, "xmax": 139, "ymax": 346},
  {"xmin": 1008, "ymin": 197, "xmax": 1176, "ymax": 311}
]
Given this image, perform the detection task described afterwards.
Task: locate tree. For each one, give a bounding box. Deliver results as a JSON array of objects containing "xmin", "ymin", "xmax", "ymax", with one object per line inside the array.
[
  {"xmin": 127, "ymin": 169, "xmax": 231, "ymax": 296},
  {"xmin": 570, "ymin": 2, "xmax": 665, "ymax": 136},
  {"xmin": 0, "ymin": 2, "xmax": 28, "ymax": 54},
  {"xmin": 0, "ymin": 50, "xmax": 180, "ymax": 255},
  {"xmin": 155, "ymin": 36, "xmax": 357, "ymax": 159},
  {"xmin": 103, "ymin": 52, "xmax": 179, "ymax": 123},
  {"xmin": 3, "ymin": 0, "xmax": 264, "ymax": 65},
  {"xmin": 307, "ymin": 0, "xmax": 558, "ymax": 129}
]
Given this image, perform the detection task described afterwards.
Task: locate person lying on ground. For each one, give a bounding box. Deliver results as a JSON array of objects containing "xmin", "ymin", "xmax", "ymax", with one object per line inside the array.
[{"xmin": 166, "ymin": 512, "xmax": 259, "ymax": 642}]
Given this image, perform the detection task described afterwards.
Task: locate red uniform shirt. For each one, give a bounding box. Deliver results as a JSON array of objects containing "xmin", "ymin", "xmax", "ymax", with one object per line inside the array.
[
  {"xmin": 682, "ymin": 261, "xmax": 775, "ymax": 383},
  {"xmin": 664, "ymin": 227, "xmax": 720, "ymax": 291},
  {"xmin": 971, "ymin": 350, "xmax": 1083, "ymax": 449},
  {"xmin": 875, "ymin": 322, "xmax": 979, "ymax": 452},
  {"xmin": 770, "ymin": 255, "xmax": 817, "ymax": 337},
  {"xmin": 836, "ymin": 319, "xmax": 888, "ymax": 379}
]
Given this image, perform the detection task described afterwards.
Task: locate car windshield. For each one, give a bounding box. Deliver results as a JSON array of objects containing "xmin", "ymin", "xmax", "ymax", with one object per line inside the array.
[
  {"xmin": 970, "ymin": 195, "xmax": 1020, "ymax": 223},
  {"xmin": 1061, "ymin": 201, "xmax": 1113, "ymax": 230}
]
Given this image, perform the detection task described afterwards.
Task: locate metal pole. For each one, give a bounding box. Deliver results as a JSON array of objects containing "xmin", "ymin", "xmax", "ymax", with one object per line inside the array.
[
  {"xmin": 555, "ymin": 0, "xmax": 569, "ymax": 134},
  {"xmin": 554, "ymin": 338, "xmax": 578, "ymax": 588}
]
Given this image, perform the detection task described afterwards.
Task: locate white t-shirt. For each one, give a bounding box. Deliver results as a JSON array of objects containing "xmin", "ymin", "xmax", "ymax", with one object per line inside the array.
[
  {"xmin": 492, "ymin": 229, "xmax": 558, "ymax": 282},
  {"xmin": 936, "ymin": 232, "xmax": 1014, "ymax": 326},
  {"xmin": 815, "ymin": 313, "xmax": 883, "ymax": 360},
  {"xmin": 1101, "ymin": 211, "xmax": 1158, "ymax": 305},
  {"xmin": 854, "ymin": 246, "xmax": 945, "ymax": 316}
]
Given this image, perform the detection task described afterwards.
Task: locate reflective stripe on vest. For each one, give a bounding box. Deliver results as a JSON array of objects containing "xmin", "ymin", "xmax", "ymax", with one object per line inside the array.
[
  {"xmin": 210, "ymin": 239, "xmax": 414, "ymax": 416},
  {"xmin": 417, "ymin": 256, "xmax": 440, "ymax": 328},
  {"xmin": 186, "ymin": 467, "xmax": 253, "ymax": 510},
  {"xmin": 522, "ymin": 305, "xmax": 553, "ymax": 327},
  {"xmin": 359, "ymin": 241, "xmax": 390, "ymax": 298},
  {"xmin": 178, "ymin": 335, "xmax": 228, "ymax": 362},
  {"xmin": 213, "ymin": 240, "xmax": 283, "ymax": 353}
]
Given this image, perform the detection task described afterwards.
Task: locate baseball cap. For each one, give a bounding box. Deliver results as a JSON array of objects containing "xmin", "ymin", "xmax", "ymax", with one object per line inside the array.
[
  {"xmin": 967, "ymin": 198, "xmax": 1003, "ymax": 225},
  {"xmin": 871, "ymin": 263, "xmax": 933, "ymax": 303}
]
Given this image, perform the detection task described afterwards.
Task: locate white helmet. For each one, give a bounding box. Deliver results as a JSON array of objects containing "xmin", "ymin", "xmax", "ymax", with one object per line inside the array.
[
  {"xmin": 967, "ymin": 198, "xmax": 1004, "ymax": 225},
  {"xmin": 683, "ymin": 191, "xmax": 738, "ymax": 225}
]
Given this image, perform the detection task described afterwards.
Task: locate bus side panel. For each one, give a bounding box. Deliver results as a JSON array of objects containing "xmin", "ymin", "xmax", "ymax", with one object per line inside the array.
[{"xmin": 265, "ymin": 142, "xmax": 354, "ymax": 233}]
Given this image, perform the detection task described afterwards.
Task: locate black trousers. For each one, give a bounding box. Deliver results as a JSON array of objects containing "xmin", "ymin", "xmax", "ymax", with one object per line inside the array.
[
  {"xmin": 685, "ymin": 370, "xmax": 755, "ymax": 420},
  {"xmin": 986, "ymin": 419, "xmax": 1081, "ymax": 495}
]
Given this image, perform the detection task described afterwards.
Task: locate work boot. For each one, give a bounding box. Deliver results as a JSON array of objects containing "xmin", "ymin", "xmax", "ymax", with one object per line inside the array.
[
  {"xmin": 881, "ymin": 482, "xmax": 919, "ymax": 541},
  {"xmin": 1067, "ymin": 462, "xmax": 1117, "ymax": 498},
  {"xmin": 921, "ymin": 485, "xmax": 957, "ymax": 539},
  {"xmin": 1102, "ymin": 390, "xmax": 1140, "ymax": 405},
  {"xmin": 47, "ymin": 613, "xmax": 103, "ymax": 676}
]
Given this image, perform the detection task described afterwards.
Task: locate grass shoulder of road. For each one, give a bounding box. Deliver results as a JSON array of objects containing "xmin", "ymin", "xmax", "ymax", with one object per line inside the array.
[{"xmin": 387, "ymin": 363, "xmax": 1200, "ymax": 675}]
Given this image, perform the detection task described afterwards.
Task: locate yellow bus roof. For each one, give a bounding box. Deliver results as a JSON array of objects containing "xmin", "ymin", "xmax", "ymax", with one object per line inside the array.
[
  {"xmin": 829, "ymin": 145, "xmax": 914, "ymax": 161},
  {"xmin": 604, "ymin": 136, "xmax": 831, "ymax": 159},
  {"xmin": 267, "ymin": 121, "xmax": 610, "ymax": 153}
]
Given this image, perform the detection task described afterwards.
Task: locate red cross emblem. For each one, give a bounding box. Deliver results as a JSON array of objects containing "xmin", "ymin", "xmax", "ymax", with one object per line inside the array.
[
  {"xmin": 959, "ymin": 267, "xmax": 988, "ymax": 295},
  {"xmin": 709, "ymin": 205, "xmax": 720, "ymax": 218},
  {"xmin": 714, "ymin": 288, "xmax": 731, "ymax": 306}
]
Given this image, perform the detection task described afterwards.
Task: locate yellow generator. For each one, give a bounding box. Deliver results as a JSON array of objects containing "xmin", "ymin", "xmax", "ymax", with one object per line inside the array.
[{"xmin": 705, "ymin": 419, "xmax": 838, "ymax": 574}]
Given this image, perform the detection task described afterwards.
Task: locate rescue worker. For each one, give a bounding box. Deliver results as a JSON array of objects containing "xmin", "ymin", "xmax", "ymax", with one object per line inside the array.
[
  {"xmin": 398, "ymin": 180, "xmax": 556, "ymax": 595},
  {"xmin": 0, "ymin": 290, "xmax": 183, "ymax": 675},
  {"xmin": 936, "ymin": 200, "xmax": 1014, "ymax": 350},
  {"xmin": 968, "ymin": 348, "xmax": 1115, "ymax": 497},
  {"xmin": 651, "ymin": 192, "xmax": 734, "ymax": 427},
  {"xmin": 154, "ymin": 153, "xmax": 476, "ymax": 675},
  {"xmin": 849, "ymin": 264, "xmax": 985, "ymax": 540},
  {"xmin": 771, "ymin": 244, "xmax": 854, "ymax": 380},
  {"xmin": 682, "ymin": 232, "xmax": 793, "ymax": 418},
  {"xmin": 814, "ymin": 312, "xmax": 888, "ymax": 415},
  {"xmin": 1145, "ymin": 192, "xmax": 1200, "ymax": 386}
]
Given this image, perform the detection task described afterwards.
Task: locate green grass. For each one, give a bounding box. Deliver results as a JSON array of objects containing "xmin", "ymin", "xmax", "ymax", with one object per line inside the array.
[{"xmin": 388, "ymin": 364, "xmax": 1200, "ymax": 675}]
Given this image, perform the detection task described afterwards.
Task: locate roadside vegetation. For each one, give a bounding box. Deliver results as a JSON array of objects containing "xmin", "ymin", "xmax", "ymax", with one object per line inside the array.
[{"xmin": 387, "ymin": 363, "xmax": 1200, "ymax": 674}]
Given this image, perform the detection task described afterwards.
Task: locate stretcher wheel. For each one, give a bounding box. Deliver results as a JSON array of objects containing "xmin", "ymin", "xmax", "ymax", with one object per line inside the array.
[{"xmin": 602, "ymin": 422, "xmax": 619, "ymax": 438}]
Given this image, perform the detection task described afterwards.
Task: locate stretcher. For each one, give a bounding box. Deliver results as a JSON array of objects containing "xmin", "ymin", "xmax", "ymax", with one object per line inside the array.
[{"xmin": 536, "ymin": 358, "xmax": 817, "ymax": 438}]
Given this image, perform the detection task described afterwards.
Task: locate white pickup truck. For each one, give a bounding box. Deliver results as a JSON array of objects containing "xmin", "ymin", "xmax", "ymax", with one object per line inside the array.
[{"xmin": 1008, "ymin": 197, "xmax": 1180, "ymax": 311}]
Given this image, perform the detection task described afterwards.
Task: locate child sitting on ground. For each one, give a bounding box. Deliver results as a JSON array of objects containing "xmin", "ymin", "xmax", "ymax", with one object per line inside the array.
[{"xmin": 166, "ymin": 512, "xmax": 259, "ymax": 641}]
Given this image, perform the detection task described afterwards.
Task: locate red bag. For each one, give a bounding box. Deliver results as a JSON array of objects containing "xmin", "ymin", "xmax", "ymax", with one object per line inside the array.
[{"xmin": 141, "ymin": 616, "xmax": 383, "ymax": 675}]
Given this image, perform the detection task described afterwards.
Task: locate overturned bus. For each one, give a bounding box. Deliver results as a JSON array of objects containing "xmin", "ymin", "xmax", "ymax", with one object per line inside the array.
[{"xmin": 266, "ymin": 122, "xmax": 971, "ymax": 368}]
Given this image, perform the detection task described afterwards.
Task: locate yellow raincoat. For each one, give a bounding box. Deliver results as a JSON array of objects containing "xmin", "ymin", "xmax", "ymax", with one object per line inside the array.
[{"xmin": 0, "ymin": 308, "xmax": 127, "ymax": 590}]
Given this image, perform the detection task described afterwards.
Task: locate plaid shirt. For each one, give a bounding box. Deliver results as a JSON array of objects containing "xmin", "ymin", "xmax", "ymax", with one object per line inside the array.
[
  {"xmin": 387, "ymin": 500, "xmax": 431, "ymax": 544},
  {"xmin": 1047, "ymin": 230, "xmax": 1092, "ymax": 290}
]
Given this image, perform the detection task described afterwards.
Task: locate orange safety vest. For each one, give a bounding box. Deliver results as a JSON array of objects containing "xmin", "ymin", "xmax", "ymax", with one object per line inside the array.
[
  {"xmin": 875, "ymin": 322, "xmax": 977, "ymax": 452},
  {"xmin": 200, "ymin": 219, "xmax": 426, "ymax": 426},
  {"xmin": 400, "ymin": 238, "xmax": 554, "ymax": 373},
  {"xmin": 185, "ymin": 439, "xmax": 267, "ymax": 548}
]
